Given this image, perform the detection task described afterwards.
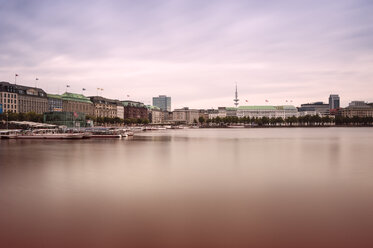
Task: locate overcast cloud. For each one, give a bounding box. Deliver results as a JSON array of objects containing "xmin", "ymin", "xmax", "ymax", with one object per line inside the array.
[{"xmin": 1, "ymin": 0, "xmax": 373, "ymax": 108}]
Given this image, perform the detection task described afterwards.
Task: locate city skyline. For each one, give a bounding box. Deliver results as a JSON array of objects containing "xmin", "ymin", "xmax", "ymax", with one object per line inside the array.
[{"xmin": 1, "ymin": 0, "xmax": 373, "ymax": 108}]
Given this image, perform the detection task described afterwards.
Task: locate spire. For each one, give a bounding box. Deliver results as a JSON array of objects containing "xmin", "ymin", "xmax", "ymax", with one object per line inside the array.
[{"xmin": 234, "ymin": 82, "xmax": 239, "ymax": 107}]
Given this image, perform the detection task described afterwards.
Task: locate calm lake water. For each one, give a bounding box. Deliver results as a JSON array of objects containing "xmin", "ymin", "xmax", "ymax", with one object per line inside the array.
[{"xmin": 1, "ymin": 128, "xmax": 373, "ymax": 248}]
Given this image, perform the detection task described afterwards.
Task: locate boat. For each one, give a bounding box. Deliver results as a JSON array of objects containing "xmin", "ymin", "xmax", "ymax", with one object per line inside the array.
[
  {"xmin": 0, "ymin": 130, "xmax": 21, "ymax": 139},
  {"xmin": 227, "ymin": 125, "xmax": 245, "ymax": 128},
  {"xmin": 15, "ymin": 129, "xmax": 85, "ymax": 139},
  {"xmin": 85, "ymin": 128, "xmax": 128, "ymax": 138}
]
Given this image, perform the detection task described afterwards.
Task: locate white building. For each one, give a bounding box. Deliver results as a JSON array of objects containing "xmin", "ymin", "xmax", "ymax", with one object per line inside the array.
[
  {"xmin": 116, "ymin": 102, "xmax": 124, "ymax": 119},
  {"xmin": 237, "ymin": 105, "xmax": 298, "ymax": 119}
]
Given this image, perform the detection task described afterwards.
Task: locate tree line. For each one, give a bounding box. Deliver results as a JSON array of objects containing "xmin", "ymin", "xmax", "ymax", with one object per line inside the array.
[
  {"xmin": 0, "ymin": 112, "xmax": 43, "ymax": 123},
  {"xmin": 2, "ymin": 111, "xmax": 373, "ymax": 126},
  {"xmin": 198, "ymin": 115, "xmax": 373, "ymax": 126}
]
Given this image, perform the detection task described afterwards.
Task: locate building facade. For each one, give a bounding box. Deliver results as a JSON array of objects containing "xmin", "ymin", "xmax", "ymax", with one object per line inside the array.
[
  {"xmin": 341, "ymin": 101, "xmax": 373, "ymax": 118},
  {"xmin": 47, "ymin": 94, "xmax": 63, "ymax": 112},
  {"xmin": 89, "ymin": 96, "xmax": 118, "ymax": 118},
  {"xmin": 147, "ymin": 105, "xmax": 163, "ymax": 124},
  {"xmin": 121, "ymin": 100, "xmax": 149, "ymax": 120},
  {"xmin": 16, "ymin": 84, "xmax": 48, "ymax": 114},
  {"xmin": 115, "ymin": 101, "xmax": 124, "ymax": 119},
  {"xmin": 237, "ymin": 105, "xmax": 298, "ymax": 119},
  {"xmin": 44, "ymin": 111, "xmax": 86, "ymax": 128},
  {"xmin": 152, "ymin": 95, "xmax": 171, "ymax": 112},
  {"xmin": 329, "ymin": 94, "xmax": 340, "ymax": 110},
  {"xmin": 298, "ymin": 102, "xmax": 330, "ymax": 116},
  {"xmin": 0, "ymin": 82, "xmax": 18, "ymax": 113},
  {"xmin": 226, "ymin": 107, "xmax": 237, "ymax": 117},
  {"xmin": 173, "ymin": 107, "xmax": 200, "ymax": 124},
  {"xmin": 62, "ymin": 93, "xmax": 94, "ymax": 116}
]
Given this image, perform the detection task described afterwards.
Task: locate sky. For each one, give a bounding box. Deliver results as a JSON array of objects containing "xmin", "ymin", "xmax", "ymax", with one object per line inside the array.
[{"xmin": 1, "ymin": 0, "xmax": 373, "ymax": 109}]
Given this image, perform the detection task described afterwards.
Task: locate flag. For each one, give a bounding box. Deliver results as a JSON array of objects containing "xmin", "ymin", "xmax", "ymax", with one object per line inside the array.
[
  {"xmin": 36, "ymin": 78, "xmax": 39, "ymax": 80},
  {"xmin": 127, "ymin": 94, "xmax": 130, "ymax": 97},
  {"xmin": 265, "ymin": 99, "xmax": 269, "ymax": 102},
  {"xmin": 73, "ymin": 112, "xmax": 78, "ymax": 118},
  {"xmin": 66, "ymin": 85, "xmax": 70, "ymax": 88},
  {"xmin": 82, "ymin": 88, "xmax": 86, "ymax": 91},
  {"xmin": 15, "ymin": 74, "xmax": 19, "ymax": 77},
  {"xmin": 286, "ymin": 100, "xmax": 288, "ymax": 103},
  {"xmin": 245, "ymin": 100, "xmax": 248, "ymax": 102}
]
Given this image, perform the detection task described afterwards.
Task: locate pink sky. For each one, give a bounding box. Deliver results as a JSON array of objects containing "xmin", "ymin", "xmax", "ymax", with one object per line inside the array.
[{"xmin": 1, "ymin": 0, "xmax": 373, "ymax": 109}]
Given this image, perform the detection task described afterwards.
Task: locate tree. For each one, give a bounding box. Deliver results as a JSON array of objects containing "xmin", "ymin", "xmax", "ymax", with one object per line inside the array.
[
  {"xmin": 198, "ymin": 116, "xmax": 205, "ymax": 123},
  {"xmin": 276, "ymin": 117, "xmax": 284, "ymax": 125}
]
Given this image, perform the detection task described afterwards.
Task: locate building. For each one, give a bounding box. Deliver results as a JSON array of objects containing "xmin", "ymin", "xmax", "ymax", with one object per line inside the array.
[
  {"xmin": 237, "ymin": 105, "xmax": 298, "ymax": 119},
  {"xmin": 47, "ymin": 94, "xmax": 63, "ymax": 112},
  {"xmin": 152, "ymin": 95, "xmax": 171, "ymax": 112},
  {"xmin": 341, "ymin": 101, "xmax": 373, "ymax": 118},
  {"xmin": 62, "ymin": 93, "xmax": 94, "ymax": 116},
  {"xmin": 226, "ymin": 107, "xmax": 237, "ymax": 117},
  {"xmin": 44, "ymin": 111, "xmax": 86, "ymax": 128},
  {"xmin": 16, "ymin": 84, "xmax": 48, "ymax": 114},
  {"xmin": 0, "ymin": 82, "xmax": 18, "ymax": 113},
  {"xmin": 349, "ymin": 101, "xmax": 367, "ymax": 107},
  {"xmin": 298, "ymin": 102, "xmax": 330, "ymax": 116},
  {"xmin": 205, "ymin": 109, "xmax": 219, "ymax": 119},
  {"xmin": 121, "ymin": 100, "xmax": 148, "ymax": 120},
  {"xmin": 147, "ymin": 105, "xmax": 163, "ymax": 124},
  {"xmin": 198, "ymin": 109, "xmax": 210, "ymax": 121},
  {"xmin": 1, "ymin": 82, "xmax": 49, "ymax": 114},
  {"xmin": 217, "ymin": 107, "xmax": 227, "ymax": 118},
  {"xmin": 162, "ymin": 111, "xmax": 173, "ymax": 123},
  {"xmin": 173, "ymin": 107, "xmax": 200, "ymax": 124},
  {"xmin": 89, "ymin": 96, "xmax": 117, "ymax": 118},
  {"xmin": 115, "ymin": 100, "xmax": 124, "ymax": 119},
  {"xmin": 329, "ymin": 94, "xmax": 340, "ymax": 110}
]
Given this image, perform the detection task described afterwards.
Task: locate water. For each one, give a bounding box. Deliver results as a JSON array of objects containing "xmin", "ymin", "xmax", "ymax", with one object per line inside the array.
[{"xmin": 1, "ymin": 128, "xmax": 373, "ymax": 248}]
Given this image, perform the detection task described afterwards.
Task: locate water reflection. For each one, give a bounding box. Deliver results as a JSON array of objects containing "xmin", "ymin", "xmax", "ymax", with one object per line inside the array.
[{"xmin": 1, "ymin": 128, "xmax": 373, "ymax": 247}]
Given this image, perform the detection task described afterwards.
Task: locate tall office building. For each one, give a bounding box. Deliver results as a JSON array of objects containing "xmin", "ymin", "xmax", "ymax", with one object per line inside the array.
[
  {"xmin": 152, "ymin": 95, "xmax": 171, "ymax": 112},
  {"xmin": 329, "ymin": 94, "xmax": 340, "ymax": 109}
]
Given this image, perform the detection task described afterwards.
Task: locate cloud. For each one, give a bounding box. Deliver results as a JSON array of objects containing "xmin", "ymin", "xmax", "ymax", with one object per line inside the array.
[{"xmin": 0, "ymin": 0, "xmax": 373, "ymax": 108}]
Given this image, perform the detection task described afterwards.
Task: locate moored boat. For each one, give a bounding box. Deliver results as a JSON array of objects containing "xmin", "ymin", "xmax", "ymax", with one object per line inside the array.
[
  {"xmin": 0, "ymin": 130, "xmax": 21, "ymax": 139},
  {"xmin": 85, "ymin": 127, "xmax": 128, "ymax": 138},
  {"xmin": 16, "ymin": 133, "xmax": 85, "ymax": 139}
]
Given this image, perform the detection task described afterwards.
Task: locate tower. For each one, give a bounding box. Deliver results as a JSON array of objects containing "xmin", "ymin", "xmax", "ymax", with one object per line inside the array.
[
  {"xmin": 329, "ymin": 94, "xmax": 340, "ymax": 109},
  {"xmin": 234, "ymin": 83, "xmax": 239, "ymax": 107}
]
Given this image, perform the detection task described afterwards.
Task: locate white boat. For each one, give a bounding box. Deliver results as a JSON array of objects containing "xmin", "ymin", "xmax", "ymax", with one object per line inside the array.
[
  {"xmin": 0, "ymin": 130, "xmax": 21, "ymax": 139},
  {"xmin": 12, "ymin": 129, "xmax": 85, "ymax": 139},
  {"xmin": 85, "ymin": 128, "xmax": 128, "ymax": 138}
]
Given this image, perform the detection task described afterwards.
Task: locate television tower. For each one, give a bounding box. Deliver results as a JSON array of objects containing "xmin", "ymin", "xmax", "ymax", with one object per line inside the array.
[{"xmin": 234, "ymin": 83, "xmax": 239, "ymax": 107}]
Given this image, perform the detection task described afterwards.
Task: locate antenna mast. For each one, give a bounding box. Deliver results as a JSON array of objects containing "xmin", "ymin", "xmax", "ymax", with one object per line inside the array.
[{"xmin": 234, "ymin": 82, "xmax": 239, "ymax": 107}]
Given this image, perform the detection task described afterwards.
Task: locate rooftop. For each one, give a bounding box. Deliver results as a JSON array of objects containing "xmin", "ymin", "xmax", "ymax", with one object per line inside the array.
[
  {"xmin": 47, "ymin": 94, "xmax": 63, "ymax": 99},
  {"xmin": 238, "ymin": 105, "xmax": 297, "ymax": 111},
  {"xmin": 238, "ymin": 106, "xmax": 277, "ymax": 110},
  {"xmin": 121, "ymin": 100, "xmax": 146, "ymax": 108},
  {"xmin": 62, "ymin": 92, "xmax": 92, "ymax": 103}
]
